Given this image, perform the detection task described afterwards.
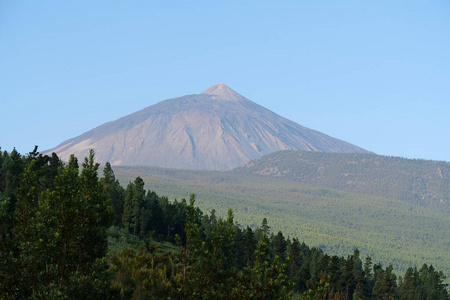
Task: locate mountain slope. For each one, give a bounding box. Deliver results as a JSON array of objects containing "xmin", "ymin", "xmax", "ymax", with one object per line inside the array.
[
  {"xmin": 47, "ymin": 84, "xmax": 369, "ymax": 170},
  {"xmin": 233, "ymin": 150, "xmax": 450, "ymax": 210},
  {"xmin": 111, "ymin": 162, "xmax": 450, "ymax": 282}
]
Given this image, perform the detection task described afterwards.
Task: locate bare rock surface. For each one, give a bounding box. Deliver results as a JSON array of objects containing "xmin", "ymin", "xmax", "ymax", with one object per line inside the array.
[{"xmin": 47, "ymin": 84, "xmax": 369, "ymax": 170}]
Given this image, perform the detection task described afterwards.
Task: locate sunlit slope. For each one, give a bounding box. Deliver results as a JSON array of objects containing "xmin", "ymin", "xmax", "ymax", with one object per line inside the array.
[
  {"xmin": 112, "ymin": 157, "xmax": 450, "ymax": 281},
  {"xmin": 47, "ymin": 84, "xmax": 368, "ymax": 171},
  {"xmin": 235, "ymin": 151, "xmax": 450, "ymax": 211}
]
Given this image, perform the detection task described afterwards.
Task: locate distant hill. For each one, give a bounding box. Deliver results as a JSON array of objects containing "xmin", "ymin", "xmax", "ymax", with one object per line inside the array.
[
  {"xmin": 111, "ymin": 157, "xmax": 450, "ymax": 283},
  {"xmin": 233, "ymin": 151, "xmax": 450, "ymax": 211},
  {"xmin": 46, "ymin": 84, "xmax": 369, "ymax": 170}
]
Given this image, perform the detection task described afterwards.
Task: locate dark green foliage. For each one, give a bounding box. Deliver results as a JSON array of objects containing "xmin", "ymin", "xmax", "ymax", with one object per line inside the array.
[
  {"xmin": 177, "ymin": 199, "xmax": 242, "ymax": 299},
  {"xmin": 417, "ymin": 264, "xmax": 449, "ymax": 300},
  {"xmin": 273, "ymin": 231, "xmax": 287, "ymax": 260},
  {"xmin": 243, "ymin": 226, "xmax": 257, "ymax": 267},
  {"xmin": 0, "ymin": 148, "xmax": 112, "ymax": 298},
  {"xmin": 101, "ymin": 162, "xmax": 126, "ymax": 226},
  {"xmin": 108, "ymin": 245, "xmax": 174, "ymax": 299},
  {"xmin": 288, "ymin": 238, "xmax": 302, "ymax": 291},
  {"xmin": 143, "ymin": 191, "xmax": 167, "ymax": 238},
  {"xmin": 249, "ymin": 233, "xmax": 291, "ymax": 299},
  {"xmin": 107, "ymin": 225, "xmax": 144, "ymax": 254},
  {"xmin": 0, "ymin": 147, "xmax": 448, "ymax": 299},
  {"xmin": 122, "ymin": 181, "xmax": 135, "ymax": 233},
  {"xmin": 121, "ymin": 176, "xmax": 184, "ymax": 242},
  {"xmin": 398, "ymin": 264, "xmax": 449, "ymax": 300},
  {"xmin": 373, "ymin": 265, "xmax": 398, "ymax": 300},
  {"xmin": 112, "ymin": 161, "xmax": 450, "ymax": 281},
  {"xmin": 233, "ymin": 225, "xmax": 246, "ymax": 268}
]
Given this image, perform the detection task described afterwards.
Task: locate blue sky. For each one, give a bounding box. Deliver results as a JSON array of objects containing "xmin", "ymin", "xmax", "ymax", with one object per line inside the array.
[{"xmin": 1, "ymin": 0, "xmax": 449, "ymax": 162}]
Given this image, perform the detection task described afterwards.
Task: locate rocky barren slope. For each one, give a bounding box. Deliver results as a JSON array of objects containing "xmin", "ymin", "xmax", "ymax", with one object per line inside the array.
[{"xmin": 47, "ymin": 84, "xmax": 369, "ymax": 170}]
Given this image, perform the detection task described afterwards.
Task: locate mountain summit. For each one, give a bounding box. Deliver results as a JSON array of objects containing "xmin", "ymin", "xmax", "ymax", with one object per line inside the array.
[
  {"xmin": 47, "ymin": 84, "xmax": 369, "ymax": 170},
  {"xmin": 200, "ymin": 83, "xmax": 245, "ymax": 102}
]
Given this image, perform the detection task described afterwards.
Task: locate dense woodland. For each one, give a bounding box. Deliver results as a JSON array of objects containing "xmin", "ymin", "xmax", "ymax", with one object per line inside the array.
[
  {"xmin": 113, "ymin": 163, "xmax": 450, "ymax": 282},
  {"xmin": 0, "ymin": 147, "xmax": 448, "ymax": 299},
  {"xmin": 234, "ymin": 151, "xmax": 450, "ymax": 211}
]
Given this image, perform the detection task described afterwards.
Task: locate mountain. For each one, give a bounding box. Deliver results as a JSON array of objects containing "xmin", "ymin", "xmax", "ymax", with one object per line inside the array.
[
  {"xmin": 47, "ymin": 84, "xmax": 369, "ymax": 170},
  {"xmin": 233, "ymin": 150, "xmax": 450, "ymax": 210}
]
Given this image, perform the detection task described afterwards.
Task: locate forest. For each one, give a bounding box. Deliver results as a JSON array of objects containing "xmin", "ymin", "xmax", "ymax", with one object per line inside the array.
[
  {"xmin": 0, "ymin": 147, "xmax": 448, "ymax": 299},
  {"xmin": 112, "ymin": 162, "xmax": 450, "ymax": 281},
  {"xmin": 234, "ymin": 151, "xmax": 450, "ymax": 211}
]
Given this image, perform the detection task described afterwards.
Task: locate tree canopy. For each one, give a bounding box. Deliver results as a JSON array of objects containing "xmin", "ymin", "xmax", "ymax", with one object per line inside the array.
[{"xmin": 0, "ymin": 147, "xmax": 448, "ymax": 299}]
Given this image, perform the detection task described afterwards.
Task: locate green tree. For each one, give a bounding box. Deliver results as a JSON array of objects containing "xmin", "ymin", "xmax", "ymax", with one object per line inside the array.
[
  {"xmin": 144, "ymin": 191, "xmax": 167, "ymax": 239},
  {"xmin": 233, "ymin": 225, "xmax": 246, "ymax": 269},
  {"xmin": 101, "ymin": 162, "xmax": 125, "ymax": 226},
  {"xmin": 0, "ymin": 150, "xmax": 112, "ymax": 298},
  {"xmin": 132, "ymin": 177, "xmax": 145, "ymax": 235},
  {"xmin": 243, "ymin": 226, "xmax": 257, "ymax": 267},
  {"xmin": 398, "ymin": 267, "xmax": 419, "ymax": 300},
  {"xmin": 35, "ymin": 151, "xmax": 112, "ymax": 296},
  {"xmin": 250, "ymin": 233, "xmax": 291, "ymax": 299},
  {"xmin": 122, "ymin": 177, "xmax": 146, "ymax": 235},
  {"xmin": 373, "ymin": 265, "xmax": 397, "ymax": 300},
  {"xmin": 364, "ymin": 256, "xmax": 375, "ymax": 297},
  {"xmin": 273, "ymin": 231, "xmax": 287, "ymax": 260},
  {"xmin": 288, "ymin": 238, "xmax": 302, "ymax": 292},
  {"xmin": 122, "ymin": 182, "xmax": 135, "ymax": 232},
  {"xmin": 415, "ymin": 264, "xmax": 449, "ymax": 300},
  {"xmin": 109, "ymin": 245, "xmax": 173, "ymax": 299},
  {"xmin": 261, "ymin": 217, "xmax": 270, "ymax": 235},
  {"xmin": 3, "ymin": 148, "xmax": 24, "ymax": 214},
  {"xmin": 0, "ymin": 157, "xmax": 41, "ymax": 298}
]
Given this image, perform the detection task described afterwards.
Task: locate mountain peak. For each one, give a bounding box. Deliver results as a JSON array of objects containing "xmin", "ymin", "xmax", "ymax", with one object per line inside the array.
[
  {"xmin": 201, "ymin": 83, "xmax": 245, "ymax": 102},
  {"xmin": 47, "ymin": 85, "xmax": 370, "ymax": 170}
]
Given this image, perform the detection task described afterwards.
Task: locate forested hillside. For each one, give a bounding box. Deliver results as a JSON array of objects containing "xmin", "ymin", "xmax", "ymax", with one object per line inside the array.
[
  {"xmin": 0, "ymin": 147, "xmax": 448, "ymax": 299},
  {"xmin": 112, "ymin": 162, "xmax": 450, "ymax": 284},
  {"xmin": 234, "ymin": 151, "xmax": 450, "ymax": 211}
]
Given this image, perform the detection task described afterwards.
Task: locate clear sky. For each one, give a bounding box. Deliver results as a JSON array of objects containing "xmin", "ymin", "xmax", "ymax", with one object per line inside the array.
[{"xmin": 1, "ymin": 0, "xmax": 449, "ymax": 162}]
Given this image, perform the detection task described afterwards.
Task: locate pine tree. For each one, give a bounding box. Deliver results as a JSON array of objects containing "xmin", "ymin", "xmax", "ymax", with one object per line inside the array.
[
  {"xmin": 122, "ymin": 182, "xmax": 135, "ymax": 232},
  {"xmin": 0, "ymin": 150, "xmax": 112, "ymax": 298},
  {"xmin": 261, "ymin": 217, "xmax": 270, "ymax": 235},
  {"xmin": 3, "ymin": 148, "xmax": 24, "ymax": 214},
  {"xmin": 243, "ymin": 226, "xmax": 257, "ymax": 267},
  {"xmin": 373, "ymin": 265, "xmax": 397, "ymax": 300},
  {"xmin": 398, "ymin": 267, "xmax": 418, "ymax": 300},
  {"xmin": 234, "ymin": 225, "xmax": 246, "ymax": 269},
  {"xmin": 101, "ymin": 162, "xmax": 125, "ymax": 226},
  {"xmin": 273, "ymin": 231, "xmax": 287, "ymax": 260},
  {"xmin": 132, "ymin": 176, "xmax": 145, "ymax": 235},
  {"xmin": 146, "ymin": 191, "xmax": 166, "ymax": 238},
  {"xmin": 288, "ymin": 238, "xmax": 302, "ymax": 292},
  {"xmin": 364, "ymin": 256, "xmax": 375, "ymax": 297},
  {"xmin": 251, "ymin": 233, "xmax": 291, "ymax": 299}
]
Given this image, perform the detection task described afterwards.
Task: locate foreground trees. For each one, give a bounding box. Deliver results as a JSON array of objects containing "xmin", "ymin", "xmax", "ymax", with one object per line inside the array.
[
  {"xmin": 1, "ymin": 148, "xmax": 448, "ymax": 299},
  {"xmin": 0, "ymin": 148, "xmax": 112, "ymax": 298}
]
